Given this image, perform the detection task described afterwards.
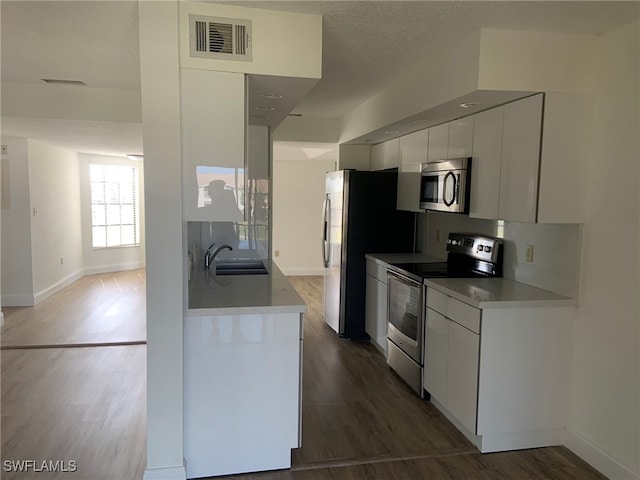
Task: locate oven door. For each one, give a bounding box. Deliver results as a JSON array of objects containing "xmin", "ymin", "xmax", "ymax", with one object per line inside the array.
[{"xmin": 387, "ymin": 270, "xmax": 423, "ymax": 365}]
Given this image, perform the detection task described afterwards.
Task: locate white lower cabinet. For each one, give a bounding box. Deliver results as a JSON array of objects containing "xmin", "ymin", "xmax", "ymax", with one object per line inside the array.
[
  {"xmin": 446, "ymin": 320, "xmax": 479, "ymax": 434},
  {"xmin": 424, "ymin": 286, "xmax": 572, "ymax": 453},
  {"xmin": 424, "ymin": 309, "xmax": 449, "ymax": 404},
  {"xmin": 184, "ymin": 312, "xmax": 303, "ymax": 478},
  {"xmin": 365, "ymin": 259, "xmax": 389, "ymax": 355}
]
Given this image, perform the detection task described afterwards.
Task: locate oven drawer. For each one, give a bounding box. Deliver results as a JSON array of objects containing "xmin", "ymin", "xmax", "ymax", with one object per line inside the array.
[{"xmin": 426, "ymin": 288, "xmax": 481, "ymax": 334}]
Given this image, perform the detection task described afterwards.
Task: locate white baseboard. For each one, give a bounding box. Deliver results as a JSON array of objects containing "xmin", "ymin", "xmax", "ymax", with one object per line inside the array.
[
  {"xmin": 33, "ymin": 269, "xmax": 84, "ymax": 305},
  {"xmin": 143, "ymin": 463, "xmax": 186, "ymax": 480},
  {"xmin": 1, "ymin": 293, "xmax": 35, "ymax": 307},
  {"xmin": 84, "ymin": 261, "xmax": 146, "ymax": 276},
  {"xmin": 279, "ymin": 267, "xmax": 325, "ymax": 276},
  {"xmin": 565, "ymin": 429, "xmax": 640, "ymax": 480}
]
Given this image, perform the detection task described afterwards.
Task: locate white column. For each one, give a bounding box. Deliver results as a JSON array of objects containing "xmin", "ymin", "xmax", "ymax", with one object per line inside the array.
[{"xmin": 138, "ymin": 2, "xmax": 186, "ymax": 479}]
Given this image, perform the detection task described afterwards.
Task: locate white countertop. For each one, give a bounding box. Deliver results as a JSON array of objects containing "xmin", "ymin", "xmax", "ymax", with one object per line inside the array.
[
  {"xmin": 424, "ymin": 277, "xmax": 575, "ymax": 309},
  {"xmin": 187, "ymin": 260, "xmax": 307, "ymax": 316},
  {"xmin": 365, "ymin": 252, "xmax": 444, "ymax": 265}
]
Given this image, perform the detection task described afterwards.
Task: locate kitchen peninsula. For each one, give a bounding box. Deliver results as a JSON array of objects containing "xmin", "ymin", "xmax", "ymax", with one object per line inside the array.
[{"xmin": 184, "ymin": 261, "xmax": 307, "ymax": 478}]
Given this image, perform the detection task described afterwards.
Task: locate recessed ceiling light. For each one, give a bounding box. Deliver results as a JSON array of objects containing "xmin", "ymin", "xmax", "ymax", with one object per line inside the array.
[
  {"xmin": 41, "ymin": 78, "xmax": 87, "ymax": 86},
  {"xmin": 126, "ymin": 154, "xmax": 144, "ymax": 161},
  {"xmin": 256, "ymin": 106, "xmax": 274, "ymax": 111},
  {"xmin": 261, "ymin": 93, "xmax": 282, "ymax": 99},
  {"xmin": 459, "ymin": 102, "xmax": 480, "ymax": 108}
]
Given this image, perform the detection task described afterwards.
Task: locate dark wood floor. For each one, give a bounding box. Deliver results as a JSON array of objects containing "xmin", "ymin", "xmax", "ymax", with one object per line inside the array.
[{"xmin": 0, "ymin": 273, "xmax": 606, "ymax": 480}]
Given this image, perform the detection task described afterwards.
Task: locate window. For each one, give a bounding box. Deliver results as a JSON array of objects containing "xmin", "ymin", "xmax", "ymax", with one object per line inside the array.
[{"xmin": 90, "ymin": 164, "xmax": 139, "ymax": 248}]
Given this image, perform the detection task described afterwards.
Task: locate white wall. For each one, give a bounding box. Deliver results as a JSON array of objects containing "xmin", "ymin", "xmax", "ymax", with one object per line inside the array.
[
  {"xmin": 0, "ymin": 136, "xmax": 34, "ymax": 305},
  {"xmin": 79, "ymin": 153, "xmax": 146, "ymax": 274},
  {"xmin": 421, "ymin": 213, "xmax": 582, "ymax": 299},
  {"xmin": 565, "ymin": 21, "xmax": 639, "ymax": 480},
  {"xmin": 272, "ymin": 158, "xmax": 335, "ymax": 275},
  {"xmin": 339, "ymin": 30, "xmax": 482, "ymax": 143},
  {"xmin": 27, "ymin": 140, "xmax": 83, "ymax": 301}
]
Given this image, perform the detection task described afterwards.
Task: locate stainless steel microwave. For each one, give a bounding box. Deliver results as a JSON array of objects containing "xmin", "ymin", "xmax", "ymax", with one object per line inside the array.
[{"xmin": 420, "ymin": 157, "xmax": 471, "ymax": 213}]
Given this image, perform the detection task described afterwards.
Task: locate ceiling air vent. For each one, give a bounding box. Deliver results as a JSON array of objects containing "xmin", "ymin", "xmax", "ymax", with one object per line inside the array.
[{"xmin": 189, "ymin": 15, "xmax": 252, "ymax": 62}]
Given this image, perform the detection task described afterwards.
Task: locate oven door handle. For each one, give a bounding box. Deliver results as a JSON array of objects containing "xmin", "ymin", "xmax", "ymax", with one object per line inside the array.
[
  {"xmin": 442, "ymin": 171, "xmax": 457, "ymax": 207},
  {"xmin": 387, "ymin": 269, "xmax": 422, "ymax": 288}
]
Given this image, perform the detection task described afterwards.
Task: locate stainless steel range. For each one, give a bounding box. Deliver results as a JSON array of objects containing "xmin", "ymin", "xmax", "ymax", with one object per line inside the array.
[{"xmin": 386, "ymin": 232, "xmax": 504, "ymax": 396}]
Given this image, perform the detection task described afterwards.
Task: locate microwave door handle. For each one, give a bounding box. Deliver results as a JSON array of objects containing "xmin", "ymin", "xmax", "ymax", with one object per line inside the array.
[{"xmin": 443, "ymin": 171, "xmax": 456, "ymax": 207}]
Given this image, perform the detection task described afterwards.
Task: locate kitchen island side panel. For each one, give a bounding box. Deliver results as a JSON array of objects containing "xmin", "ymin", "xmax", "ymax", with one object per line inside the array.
[{"xmin": 184, "ymin": 312, "xmax": 301, "ymax": 478}]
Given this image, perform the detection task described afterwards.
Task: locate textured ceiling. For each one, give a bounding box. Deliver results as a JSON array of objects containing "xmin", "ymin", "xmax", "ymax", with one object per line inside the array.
[
  {"xmin": 1, "ymin": 1, "xmax": 638, "ymax": 156},
  {"xmin": 224, "ymin": 1, "xmax": 639, "ymax": 118}
]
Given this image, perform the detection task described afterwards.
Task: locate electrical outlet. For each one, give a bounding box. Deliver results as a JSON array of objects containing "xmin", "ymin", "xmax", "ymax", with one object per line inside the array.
[
  {"xmin": 436, "ymin": 229, "xmax": 441, "ymax": 242},
  {"xmin": 274, "ymin": 250, "xmax": 280, "ymax": 257},
  {"xmin": 525, "ymin": 245, "xmax": 534, "ymax": 263}
]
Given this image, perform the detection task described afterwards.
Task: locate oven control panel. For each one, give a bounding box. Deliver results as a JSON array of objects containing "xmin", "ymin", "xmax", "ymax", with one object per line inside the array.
[{"xmin": 446, "ymin": 232, "xmax": 503, "ymax": 263}]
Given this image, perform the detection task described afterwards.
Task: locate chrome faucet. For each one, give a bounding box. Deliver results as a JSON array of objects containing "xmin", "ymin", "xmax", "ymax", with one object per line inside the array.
[{"xmin": 203, "ymin": 243, "xmax": 233, "ymax": 270}]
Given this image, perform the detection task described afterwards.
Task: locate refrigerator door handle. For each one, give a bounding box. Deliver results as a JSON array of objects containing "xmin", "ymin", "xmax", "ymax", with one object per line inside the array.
[{"xmin": 322, "ymin": 195, "xmax": 331, "ymax": 268}]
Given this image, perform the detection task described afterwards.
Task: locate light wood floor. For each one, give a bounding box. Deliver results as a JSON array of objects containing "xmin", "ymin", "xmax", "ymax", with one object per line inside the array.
[
  {"xmin": 0, "ymin": 273, "xmax": 606, "ymax": 480},
  {"xmin": 2, "ymin": 269, "xmax": 146, "ymax": 348}
]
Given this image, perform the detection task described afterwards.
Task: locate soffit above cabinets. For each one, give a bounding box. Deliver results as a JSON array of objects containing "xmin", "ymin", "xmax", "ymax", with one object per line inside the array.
[
  {"xmin": 343, "ymin": 89, "xmax": 536, "ymax": 146},
  {"xmin": 247, "ymin": 74, "xmax": 319, "ymax": 129}
]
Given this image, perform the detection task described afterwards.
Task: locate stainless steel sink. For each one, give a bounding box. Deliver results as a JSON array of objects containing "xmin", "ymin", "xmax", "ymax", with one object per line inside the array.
[{"xmin": 214, "ymin": 260, "xmax": 268, "ymax": 276}]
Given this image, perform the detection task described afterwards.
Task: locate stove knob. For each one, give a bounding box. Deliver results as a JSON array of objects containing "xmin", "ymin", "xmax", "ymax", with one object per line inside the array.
[
  {"xmin": 485, "ymin": 246, "xmax": 492, "ymax": 253},
  {"xmin": 478, "ymin": 245, "xmax": 484, "ymax": 251}
]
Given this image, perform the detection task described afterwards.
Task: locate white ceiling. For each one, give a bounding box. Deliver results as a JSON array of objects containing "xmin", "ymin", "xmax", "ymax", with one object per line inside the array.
[{"xmin": 1, "ymin": 1, "xmax": 638, "ymax": 157}]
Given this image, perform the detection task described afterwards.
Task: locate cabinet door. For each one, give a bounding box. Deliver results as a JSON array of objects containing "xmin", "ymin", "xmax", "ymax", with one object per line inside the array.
[
  {"xmin": 448, "ymin": 117, "xmax": 474, "ymax": 159},
  {"xmin": 499, "ymin": 94, "xmax": 543, "ymax": 223},
  {"xmin": 365, "ymin": 274, "xmax": 388, "ymax": 354},
  {"xmin": 181, "ymin": 68, "xmax": 246, "ymax": 221},
  {"xmin": 399, "ymin": 129, "xmax": 428, "ymax": 172},
  {"xmin": 365, "ymin": 274, "xmax": 378, "ymax": 341},
  {"xmin": 375, "ymin": 276, "xmax": 388, "ymax": 355},
  {"xmin": 424, "ymin": 308, "xmax": 449, "ymax": 404},
  {"xmin": 382, "ymin": 138, "xmax": 400, "ymax": 169},
  {"xmin": 446, "ymin": 321, "xmax": 479, "ymax": 434},
  {"xmin": 469, "ymin": 107, "xmax": 503, "ymax": 219},
  {"xmin": 427, "ymin": 123, "xmax": 449, "ymax": 163},
  {"xmin": 371, "ymin": 143, "xmax": 385, "ymax": 171},
  {"xmin": 396, "ymin": 172, "xmax": 422, "ymax": 212}
]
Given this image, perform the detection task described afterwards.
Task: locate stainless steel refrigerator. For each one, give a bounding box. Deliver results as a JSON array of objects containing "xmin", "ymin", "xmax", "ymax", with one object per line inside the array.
[{"xmin": 321, "ymin": 170, "xmax": 415, "ymax": 339}]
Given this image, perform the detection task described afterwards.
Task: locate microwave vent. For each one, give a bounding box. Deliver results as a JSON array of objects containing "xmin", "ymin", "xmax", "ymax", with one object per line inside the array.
[{"xmin": 190, "ymin": 15, "xmax": 252, "ymax": 61}]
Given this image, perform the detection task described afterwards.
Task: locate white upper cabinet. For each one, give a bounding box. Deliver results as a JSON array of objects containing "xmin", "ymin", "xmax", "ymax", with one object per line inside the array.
[
  {"xmin": 470, "ymin": 92, "xmax": 590, "ymax": 224},
  {"xmin": 536, "ymin": 92, "xmax": 591, "ymax": 224},
  {"xmin": 428, "ymin": 117, "xmax": 474, "ymax": 163},
  {"xmin": 470, "ymin": 107, "xmax": 504, "ymax": 219},
  {"xmin": 399, "ymin": 129, "xmax": 428, "ymax": 172},
  {"xmin": 499, "ymin": 93, "xmax": 543, "ymax": 223},
  {"xmin": 427, "ymin": 123, "xmax": 449, "ymax": 163},
  {"xmin": 397, "ymin": 129, "xmax": 428, "ymax": 212},
  {"xmin": 371, "ymin": 138, "xmax": 400, "ymax": 171},
  {"xmin": 448, "ymin": 117, "xmax": 474, "ymax": 159},
  {"xmin": 181, "ymin": 68, "xmax": 246, "ymax": 222}
]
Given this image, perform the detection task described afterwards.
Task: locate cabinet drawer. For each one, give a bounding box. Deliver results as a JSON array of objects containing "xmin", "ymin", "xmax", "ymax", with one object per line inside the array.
[
  {"xmin": 426, "ymin": 288, "xmax": 448, "ymax": 315},
  {"xmin": 448, "ymin": 298, "xmax": 481, "ymax": 334},
  {"xmin": 366, "ymin": 260, "xmax": 388, "ymax": 282},
  {"xmin": 426, "ymin": 288, "xmax": 481, "ymax": 334}
]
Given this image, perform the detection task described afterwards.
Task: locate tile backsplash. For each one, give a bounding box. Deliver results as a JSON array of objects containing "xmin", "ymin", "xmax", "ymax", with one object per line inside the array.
[{"xmin": 419, "ymin": 211, "xmax": 582, "ymax": 299}]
